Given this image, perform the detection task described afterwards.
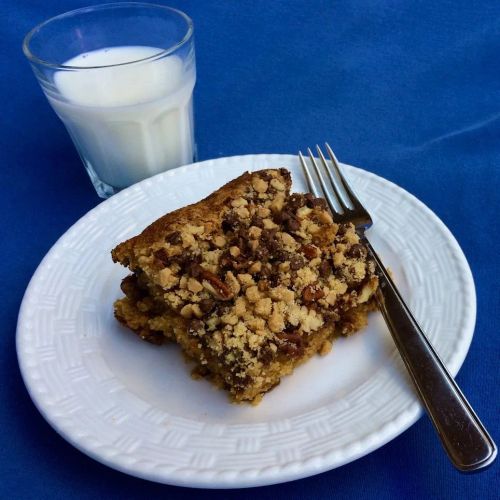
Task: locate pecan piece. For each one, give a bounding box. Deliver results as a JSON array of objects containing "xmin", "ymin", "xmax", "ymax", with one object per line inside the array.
[
  {"xmin": 300, "ymin": 244, "xmax": 318, "ymax": 259},
  {"xmin": 276, "ymin": 331, "xmax": 302, "ymax": 345},
  {"xmin": 276, "ymin": 331, "xmax": 304, "ymax": 357},
  {"xmin": 302, "ymin": 284, "xmax": 325, "ymax": 303},
  {"xmin": 199, "ymin": 268, "xmax": 234, "ymax": 300}
]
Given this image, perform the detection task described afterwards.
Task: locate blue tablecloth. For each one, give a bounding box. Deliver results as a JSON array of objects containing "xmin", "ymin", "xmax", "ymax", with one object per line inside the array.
[{"xmin": 1, "ymin": 1, "xmax": 498, "ymax": 498}]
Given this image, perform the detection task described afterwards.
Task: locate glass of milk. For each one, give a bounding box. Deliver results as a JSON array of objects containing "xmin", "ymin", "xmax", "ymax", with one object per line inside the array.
[{"xmin": 23, "ymin": 3, "xmax": 196, "ymax": 198}]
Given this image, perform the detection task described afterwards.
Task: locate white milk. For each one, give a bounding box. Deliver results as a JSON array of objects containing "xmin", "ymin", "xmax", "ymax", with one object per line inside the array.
[{"xmin": 49, "ymin": 46, "xmax": 195, "ymax": 189}]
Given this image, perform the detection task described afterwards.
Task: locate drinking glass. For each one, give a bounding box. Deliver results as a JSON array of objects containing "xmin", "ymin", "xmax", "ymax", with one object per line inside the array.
[{"xmin": 23, "ymin": 3, "xmax": 196, "ymax": 198}]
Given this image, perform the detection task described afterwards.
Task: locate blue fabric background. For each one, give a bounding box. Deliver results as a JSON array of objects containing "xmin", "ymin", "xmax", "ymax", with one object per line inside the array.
[{"xmin": 1, "ymin": 1, "xmax": 499, "ymax": 498}]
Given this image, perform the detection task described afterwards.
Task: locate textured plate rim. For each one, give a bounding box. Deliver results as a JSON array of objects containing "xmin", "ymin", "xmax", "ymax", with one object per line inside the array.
[{"xmin": 16, "ymin": 154, "xmax": 476, "ymax": 488}]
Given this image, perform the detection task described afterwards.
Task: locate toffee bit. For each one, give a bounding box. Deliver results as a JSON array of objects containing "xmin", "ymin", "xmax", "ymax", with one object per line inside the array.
[
  {"xmin": 188, "ymin": 319, "xmax": 204, "ymax": 336},
  {"xmin": 199, "ymin": 298, "xmax": 215, "ymax": 313},
  {"xmin": 319, "ymin": 260, "xmax": 331, "ymax": 277},
  {"xmin": 290, "ymin": 254, "xmax": 305, "ymax": 270},
  {"xmin": 347, "ymin": 243, "xmax": 367, "ymax": 258},
  {"xmin": 284, "ymin": 217, "xmax": 300, "ymax": 232},
  {"xmin": 153, "ymin": 248, "xmax": 170, "ymax": 266},
  {"xmin": 165, "ymin": 231, "xmax": 182, "ymax": 244}
]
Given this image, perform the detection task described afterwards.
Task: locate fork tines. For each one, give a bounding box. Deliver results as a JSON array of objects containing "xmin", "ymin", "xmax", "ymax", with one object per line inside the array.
[{"xmin": 298, "ymin": 143, "xmax": 370, "ymax": 228}]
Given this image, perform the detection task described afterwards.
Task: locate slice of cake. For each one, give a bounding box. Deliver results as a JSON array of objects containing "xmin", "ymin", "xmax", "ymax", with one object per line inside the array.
[{"xmin": 112, "ymin": 168, "xmax": 378, "ymax": 403}]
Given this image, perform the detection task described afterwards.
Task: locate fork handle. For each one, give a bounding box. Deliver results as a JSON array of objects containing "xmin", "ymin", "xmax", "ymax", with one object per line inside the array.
[{"xmin": 362, "ymin": 237, "xmax": 497, "ymax": 472}]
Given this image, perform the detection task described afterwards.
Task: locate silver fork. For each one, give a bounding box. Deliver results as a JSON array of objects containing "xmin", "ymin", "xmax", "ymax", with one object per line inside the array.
[{"xmin": 299, "ymin": 143, "xmax": 496, "ymax": 472}]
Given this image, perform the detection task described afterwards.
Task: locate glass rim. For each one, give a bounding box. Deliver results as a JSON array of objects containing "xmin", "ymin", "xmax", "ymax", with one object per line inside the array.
[{"xmin": 22, "ymin": 2, "xmax": 194, "ymax": 71}]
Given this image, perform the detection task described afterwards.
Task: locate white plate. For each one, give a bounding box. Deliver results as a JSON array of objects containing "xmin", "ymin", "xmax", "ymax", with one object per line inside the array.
[{"xmin": 17, "ymin": 154, "xmax": 476, "ymax": 488}]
